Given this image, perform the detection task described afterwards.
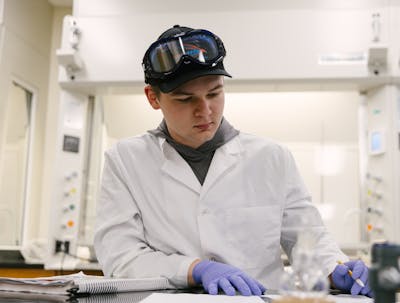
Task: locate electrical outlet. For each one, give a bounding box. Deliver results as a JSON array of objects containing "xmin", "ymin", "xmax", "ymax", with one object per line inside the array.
[{"xmin": 55, "ymin": 240, "xmax": 70, "ymax": 253}]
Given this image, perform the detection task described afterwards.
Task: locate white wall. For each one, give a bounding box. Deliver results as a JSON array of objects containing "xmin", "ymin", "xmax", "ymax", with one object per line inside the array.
[
  {"xmin": 389, "ymin": 2, "xmax": 400, "ymax": 78},
  {"xmin": 0, "ymin": 0, "xmax": 4, "ymax": 57},
  {"xmin": 0, "ymin": 84, "xmax": 29, "ymax": 246},
  {"xmin": 102, "ymin": 94, "xmax": 162, "ymax": 141},
  {"xmin": 57, "ymin": 0, "xmax": 398, "ymax": 89},
  {"xmin": 0, "ymin": 0, "xmax": 4, "ymax": 24},
  {"xmin": 0, "ymin": 0, "xmax": 53, "ymax": 244},
  {"xmin": 0, "ymin": 144, "xmax": 24, "ymax": 245}
]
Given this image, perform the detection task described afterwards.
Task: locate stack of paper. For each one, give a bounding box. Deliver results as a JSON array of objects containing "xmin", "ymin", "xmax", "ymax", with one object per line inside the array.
[{"xmin": 0, "ymin": 271, "xmax": 169, "ymax": 297}]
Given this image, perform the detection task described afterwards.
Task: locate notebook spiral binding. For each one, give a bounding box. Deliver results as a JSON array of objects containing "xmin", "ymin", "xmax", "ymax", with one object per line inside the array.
[{"xmin": 77, "ymin": 291, "xmax": 151, "ymax": 303}]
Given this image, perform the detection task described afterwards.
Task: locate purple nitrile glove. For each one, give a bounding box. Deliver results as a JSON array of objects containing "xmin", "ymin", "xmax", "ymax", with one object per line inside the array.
[
  {"xmin": 192, "ymin": 260, "xmax": 266, "ymax": 296},
  {"xmin": 332, "ymin": 260, "xmax": 373, "ymax": 297}
]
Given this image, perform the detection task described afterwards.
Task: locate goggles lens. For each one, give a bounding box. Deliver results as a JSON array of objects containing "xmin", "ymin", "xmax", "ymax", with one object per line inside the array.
[{"xmin": 147, "ymin": 31, "xmax": 222, "ymax": 74}]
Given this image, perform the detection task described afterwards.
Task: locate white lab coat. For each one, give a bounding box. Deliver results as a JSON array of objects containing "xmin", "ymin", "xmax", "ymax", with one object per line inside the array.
[{"xmin": 94, "ymin": 132, "xmax": 348, "ymax": 289}]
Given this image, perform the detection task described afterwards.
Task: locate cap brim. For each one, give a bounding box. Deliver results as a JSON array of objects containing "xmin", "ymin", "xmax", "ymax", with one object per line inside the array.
[{"xmin": 158, "ymin": 68, "xmax": 232, "ymax": 93}]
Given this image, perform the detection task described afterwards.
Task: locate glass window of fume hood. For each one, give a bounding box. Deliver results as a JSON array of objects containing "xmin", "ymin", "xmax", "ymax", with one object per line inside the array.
[
  {"xmin": 79, "ymin": 90, "xmax": 362, "ymax": 251},
  {"xmin": 0, "ymin": 81, "xmax": 34, "ymax": 247}
]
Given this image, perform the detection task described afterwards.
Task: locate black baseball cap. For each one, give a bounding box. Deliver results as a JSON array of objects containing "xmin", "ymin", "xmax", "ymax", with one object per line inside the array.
[{"xmin": 143, "ymin": 25, "xmax": 231, "ymax": 93}]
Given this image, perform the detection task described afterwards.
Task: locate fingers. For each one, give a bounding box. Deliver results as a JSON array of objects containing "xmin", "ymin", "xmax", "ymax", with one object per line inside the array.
[
  {"xmin": 344, "ymin": 260, "xmax": 357, "ymax": 268},
  {"xmin": 240, "ymin": 273, "xmax": 265, "ymax": 295},
  {"xmin": 207, "ymin": 275, "xmax": 265, "ymax": 296},
  {"xmin": 350, "ymin": 279, "xmax": 363, "ymax": 295},
  {"xmin": 358, "ymin": 265, "xmax": 371, "ymax": 296},
  {"xmin": 218, "ymin": 277, "xmax": 236, "ymax": 296},
  {"xmin": 335, "ymin": 264, "xmax": 350, "ymax": 276},
  {"xmin": 228, "ymin": 275, "xmax": 252, "ymax": 296},
  {"xmin": 257, "ymin": 281, "xmax": 267, "ymax": 293},
  {"xmin": 351, "ymin": 260, "xmax": 366, "ymax": 278},
  {"xmin": 207, "ymin": 281, "xmax": 219, "ymax": 295},
  {"xmin": 349, "ymin": 261, "xmax": 370, "ymax": 296},
  {"xmin": 332, "ymin": 264, "xmax": 353, "ymax": 290}
]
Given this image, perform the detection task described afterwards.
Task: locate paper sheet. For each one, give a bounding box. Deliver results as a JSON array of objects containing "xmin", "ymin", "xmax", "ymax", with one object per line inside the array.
[
  {"xmin": 261, "ymin": 294, "xmax": 373, "ymax": 303},
  {"xmin": 140, "ymin": 293, "xmax": 264, "ymax": 303},
  {"xmin": 327, "ymin": 294, "xmax": 373, "ymax": 303}
]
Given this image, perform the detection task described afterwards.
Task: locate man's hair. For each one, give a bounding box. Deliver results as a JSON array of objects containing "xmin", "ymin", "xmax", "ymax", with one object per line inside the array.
[{"xmin": 151, "ymin": 85, "xmax": 161, "ymax": 98}]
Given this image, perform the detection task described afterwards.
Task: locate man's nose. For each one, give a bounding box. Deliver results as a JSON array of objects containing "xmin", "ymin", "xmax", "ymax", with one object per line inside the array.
[{"xmin": 195, "ymin": 98, "xmax": 212, "ymax": 116}]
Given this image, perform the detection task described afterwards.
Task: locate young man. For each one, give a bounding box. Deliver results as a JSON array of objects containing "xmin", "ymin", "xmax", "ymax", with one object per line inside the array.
[{"xmin": 94, "ymin": 25, "xmax": 372, "ymax": 297}]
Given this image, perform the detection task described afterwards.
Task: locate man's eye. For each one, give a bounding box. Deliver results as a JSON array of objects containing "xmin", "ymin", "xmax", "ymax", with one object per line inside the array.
[
  {"xmin": 208, "ymin": 91, "xmax": 222, "ymax": 98},
  {"xmin": 176, "ymin": 97, "xmax": 192, "ymax": 102}
]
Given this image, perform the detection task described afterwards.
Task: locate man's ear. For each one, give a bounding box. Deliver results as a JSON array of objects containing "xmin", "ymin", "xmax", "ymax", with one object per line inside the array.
[{"xmin": 144, "ymin": 85, "xmax": 161, "ymax": 109}]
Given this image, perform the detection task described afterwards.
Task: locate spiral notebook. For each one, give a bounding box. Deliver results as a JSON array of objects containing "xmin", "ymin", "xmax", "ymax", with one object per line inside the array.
[{"xmin": 0, "ymin": 271, "xmax": 169, "ymax": 297}]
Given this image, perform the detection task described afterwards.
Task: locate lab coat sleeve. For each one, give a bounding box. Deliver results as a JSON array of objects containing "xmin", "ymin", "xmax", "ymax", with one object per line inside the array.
[
  {"xmin": 279, "ymin": 147, "xmax": 348, "ymax": 277},
  {"xmin": 94, "ymin": 147, "xmax": 198, "ymax": 288}
]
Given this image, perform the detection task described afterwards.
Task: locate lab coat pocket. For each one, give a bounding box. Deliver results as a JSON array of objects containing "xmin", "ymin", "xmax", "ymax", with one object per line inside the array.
[{"xmin": 224, "ymin": 205, "xmax": 282, "ymax": 269}]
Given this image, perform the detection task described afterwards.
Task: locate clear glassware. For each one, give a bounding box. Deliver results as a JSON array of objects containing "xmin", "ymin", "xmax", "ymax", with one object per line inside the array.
[{"xmin": 279, "ymin": 228, "xmax": 330, "ymax": 300}]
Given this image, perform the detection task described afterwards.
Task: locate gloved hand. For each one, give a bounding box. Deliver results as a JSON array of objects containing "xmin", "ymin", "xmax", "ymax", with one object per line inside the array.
[
  {"xmin": 331, "ymin": 260, "xmax": 373, "ymax": 297},
  {"xmin": 192, "ymin": 260, "xmax": 266, "ymax": 296}
]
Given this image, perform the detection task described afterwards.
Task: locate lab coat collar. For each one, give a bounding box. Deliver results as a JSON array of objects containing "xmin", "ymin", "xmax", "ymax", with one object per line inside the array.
[
  {"xmin": 201, "ymin": 135, "xmax": 242, "ymax": 195},
  {"xmin": 158, "ymin": 135, "xmax": 242, "ymax": 195},
  {"xmin": 160, "ymin": 138, "xmax": 201, "ymax": 193}
]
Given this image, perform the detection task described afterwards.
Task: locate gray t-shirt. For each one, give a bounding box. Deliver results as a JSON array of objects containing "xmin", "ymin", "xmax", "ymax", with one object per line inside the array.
[{"xmin": 148, "ymin": 118, "xmax": 239, "ymax": 185}]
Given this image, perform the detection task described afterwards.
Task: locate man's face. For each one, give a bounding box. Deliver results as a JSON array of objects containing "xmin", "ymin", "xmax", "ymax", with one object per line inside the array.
[{"xmin": 146, "ymin": 75, "xmax": 225, "ymax": 149}]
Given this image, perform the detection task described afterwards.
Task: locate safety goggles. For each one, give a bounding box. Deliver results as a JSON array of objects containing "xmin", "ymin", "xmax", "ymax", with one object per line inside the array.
[{"xmin": 143, "ymin": 30, "xmax": 226, "ymax": 81}]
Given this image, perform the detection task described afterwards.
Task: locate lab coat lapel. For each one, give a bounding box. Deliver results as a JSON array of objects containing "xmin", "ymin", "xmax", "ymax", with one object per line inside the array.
[
  {"xmin": 160, "ymin": 140, "xmax": 201, "ymax": 194},
  {"xmin": 201, "ymin": 136, "xmax": 242, "ymax": 195}
]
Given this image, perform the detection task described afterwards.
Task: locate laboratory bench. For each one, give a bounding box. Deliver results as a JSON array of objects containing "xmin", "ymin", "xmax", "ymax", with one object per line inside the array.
[
  {"xmin": 0, "ymin": 250, "xmax": 103, "ymax": 278},
  {"xmin": 0, "ymin": 251, "xmax": 375, "ymax": 302},
  {"xmin": 0, "ymin": 290, "xmax": 374, "ymax": 303}
]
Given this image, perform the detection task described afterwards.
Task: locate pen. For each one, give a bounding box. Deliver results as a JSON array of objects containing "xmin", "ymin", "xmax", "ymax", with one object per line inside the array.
[{"xmin": 337, "ymin": 261, "xmax": 365, "ymax": 287}]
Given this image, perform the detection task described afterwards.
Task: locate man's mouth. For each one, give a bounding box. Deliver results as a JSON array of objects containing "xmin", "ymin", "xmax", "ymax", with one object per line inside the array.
[{"xmin": 195, "ymin": 122, "xmax": 213, "ymax": 131}]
